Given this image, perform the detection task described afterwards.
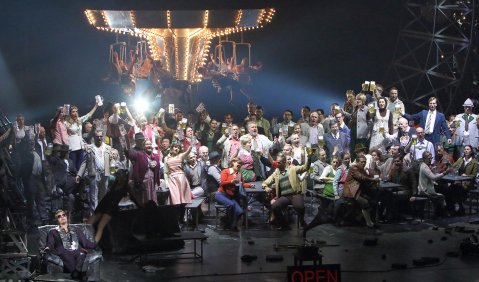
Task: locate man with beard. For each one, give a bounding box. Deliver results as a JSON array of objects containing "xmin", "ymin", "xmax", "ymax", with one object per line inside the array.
[{"xmin": 78, "ymin": 130, "xmax": 117, "ymax": 215}]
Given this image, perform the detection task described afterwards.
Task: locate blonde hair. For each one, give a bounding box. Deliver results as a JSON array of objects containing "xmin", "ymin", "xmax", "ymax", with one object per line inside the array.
[{"xmin": 240, "ymin": 135, "xmax": 251, "ymax": 146}]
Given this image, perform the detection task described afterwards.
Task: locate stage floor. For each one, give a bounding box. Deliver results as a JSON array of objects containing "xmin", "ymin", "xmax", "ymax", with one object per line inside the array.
[{"xmin": 26, "ymin": 204, "xmax": 479, "ymax": 282}]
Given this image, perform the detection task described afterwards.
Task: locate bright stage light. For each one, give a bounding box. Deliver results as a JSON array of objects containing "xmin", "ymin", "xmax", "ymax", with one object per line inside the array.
[{"xmin": 134, "ymin": 97, "xmax": 149, "ymax": 113}]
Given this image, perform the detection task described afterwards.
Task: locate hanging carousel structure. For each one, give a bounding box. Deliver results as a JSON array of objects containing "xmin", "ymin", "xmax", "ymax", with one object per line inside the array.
[{"xmin": 84, "ymin": 8, "xmax": 275, "ymax": 83}]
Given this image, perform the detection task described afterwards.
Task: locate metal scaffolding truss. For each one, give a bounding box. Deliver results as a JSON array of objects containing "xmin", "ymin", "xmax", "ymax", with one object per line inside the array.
[{"xmin": 386, "ymin": 0, "xmax": 476, "ymax": 113}]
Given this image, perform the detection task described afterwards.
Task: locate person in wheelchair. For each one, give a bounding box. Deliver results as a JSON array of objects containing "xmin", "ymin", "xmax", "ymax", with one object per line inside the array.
[{"xmin": 45, "ymin": 209, "xmax": 97, "ymax": 280}]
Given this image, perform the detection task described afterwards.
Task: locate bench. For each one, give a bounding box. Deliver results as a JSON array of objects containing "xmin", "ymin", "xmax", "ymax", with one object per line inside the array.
[
  {"xmin": 132, "ymin": 231, "xmax": 208, "ymax": 264},
  {"xmin": 185, "ymin": 197, "xmax": 206, "ymax": 230}
]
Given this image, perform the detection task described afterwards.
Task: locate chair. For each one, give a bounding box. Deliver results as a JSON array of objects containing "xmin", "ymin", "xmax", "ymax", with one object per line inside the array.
[
  {"xmin": 37, "ymin": 224, "xmax": 102, "ymax": 281},
  {"xmin": 468, "ymin": 189, "xmax": 479, "ymax": 215},
  {"xmin": 215, "ymin": 205, "xmax": 228, "ymax": 229},
  {"xmin": 409, "ymin": 196, "xmax": 432, "ymax": 221}
]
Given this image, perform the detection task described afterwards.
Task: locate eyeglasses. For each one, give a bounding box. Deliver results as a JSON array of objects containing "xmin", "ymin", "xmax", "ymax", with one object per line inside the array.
[{"xmin": 56, "ymin": 213, "xmax": 66, "ymax": 219}]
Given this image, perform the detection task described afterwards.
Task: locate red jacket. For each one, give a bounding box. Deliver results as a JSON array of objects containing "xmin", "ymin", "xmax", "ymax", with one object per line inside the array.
[{"xmin": 218, "ymin": 168, "xmax": 252, "ymax": 197}]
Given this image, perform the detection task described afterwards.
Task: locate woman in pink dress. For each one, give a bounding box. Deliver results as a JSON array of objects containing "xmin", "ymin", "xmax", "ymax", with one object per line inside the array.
[{"xmin": 165, "ymin": 143, "xmax": 192, "ymax": 221}]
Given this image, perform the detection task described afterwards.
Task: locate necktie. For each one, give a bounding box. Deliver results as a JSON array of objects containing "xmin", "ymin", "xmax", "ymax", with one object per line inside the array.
[
  {"xmin": 252, "ymin": 137, "xmax": 259, "ymax": 151},
  {"xmin": 425, "ymin": 111, "xmax": 432, "ymax": 133},
  {"xmin": 465, "ymin": 115, "xmax": 469, "ymax": 132}
]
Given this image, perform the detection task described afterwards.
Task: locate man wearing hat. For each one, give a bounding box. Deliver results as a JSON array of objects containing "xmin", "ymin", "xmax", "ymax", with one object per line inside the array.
[{"xmin": 452, "ymin": 98, "xmax": 478, "ymax": 155}]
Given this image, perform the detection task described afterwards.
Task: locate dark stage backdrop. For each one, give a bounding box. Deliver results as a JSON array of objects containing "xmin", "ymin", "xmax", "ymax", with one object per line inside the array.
[{"xmin": 0, "ymin": 0, "xmax": 401, "ymax": 124}]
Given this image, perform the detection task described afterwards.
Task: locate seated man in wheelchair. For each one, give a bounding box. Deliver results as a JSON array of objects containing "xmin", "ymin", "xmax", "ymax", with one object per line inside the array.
[{"xmin": 44, "ymin": 209, "xmax": 97, "ymax": 280}]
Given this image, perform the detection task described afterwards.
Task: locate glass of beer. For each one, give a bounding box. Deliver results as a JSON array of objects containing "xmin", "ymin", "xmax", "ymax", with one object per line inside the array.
[
  {"xmin": 104, "ymin": 136, "xmax": 111, "ymax": 145},
  {"xmin": 334, "ymin": 105, "xmax": 340, "ymax": 114},
  {"xmin": 63, "ymin": 104, "xmax": 70, "ymax": 116},
  {"xmin": 221, "ymin": 123, "xmax": 227, "ymax": 134},
  {"xmin": 46, "ymin": 143, "xmax": 53, "ymax": 156},
  {"xmin": 379, "ymin": 126, "xmax": 385, "ymax": 134},
  {"xmin": 395, "ymin": 104, "xmax": 401, "ymax": 115},
  {"xmin": 120, "ymin": 102, "xmax": 127, "ymax": 114},
  {"xmin": 95, "ymin": 95, "xmax": 103, "ymax": 106},
  {"xmin": 368, "ymin": 103, "xmax": 375, "ymax": 114},
  {"xmin": 255, "ymin": 149, "xmax": 262, "ymax": 158},
  {"xmin": 411, "ymin": 134, "xmax": 417, "ymax": 145},
  {"xmin": 369, "ymin": 81, "xmax": 376, "ymax": 92},
  {"xmin": 318, "ymin": 135, "xmax": 325, "ymax": 147},
  {"xmin": 168, "ymin": 104, "xmax": 175, "ymax": 114},
  {"xmin": 110, "ymin": 161, "xmax": 117, "ymax": 175},
  {"xmin": 180, "ymin": 118, "xmax": 187, "ymax": 130}
]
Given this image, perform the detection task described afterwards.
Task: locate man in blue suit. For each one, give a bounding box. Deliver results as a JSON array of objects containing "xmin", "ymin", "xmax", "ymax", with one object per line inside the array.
[{"xmin": 403, "ymin": 97, "xmax": 451, "ymax": 145}]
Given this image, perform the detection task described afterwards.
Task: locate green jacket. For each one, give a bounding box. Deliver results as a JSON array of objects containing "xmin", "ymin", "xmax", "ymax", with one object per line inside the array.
[
  {"xmin": 262, "ymin": 161, "xmax": 310, "ymax": 196},
  {"xmin": 452, "ymin": 157, "xmax": 478, "ymax": 189}
]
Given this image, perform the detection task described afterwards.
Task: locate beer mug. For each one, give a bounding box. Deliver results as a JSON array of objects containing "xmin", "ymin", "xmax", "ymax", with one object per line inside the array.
[
  {"xmin": 45, "ymin": 143, "xmax": 53, "ymax": 156},
  {"xmin": 168, "ymin": 104, "xmax": 175, "ymax": 114},
  {"xmin": 369, "ymin": 81, "xmax": 376, "ymax": 92},
  {"xmin": 334, "ymin": 105, "xmax": 340, "ymax": 114},
  {"xmin": 104, "ymin": 136, "xmax": 111, "ymax": 145},
  {"xmin": 120, "ymin": 102, "xmax": 127, "ymax": 114},
  {"xmin": 318, "ymin": 135, "xmax": 325, "ymax": 147},
  {"xmin": 158, "ymin": 108, "xmax": 165, "ymax": 118},
  {"xmin": 379, "ymin": 126, "xmax": 385, "ymax": 134},
  {"xmin": 255, "ymin": 149, "xmax": 262, "ymax": 158},
  {"xmin": 455, "ymin": 120, "xmax": 461, "ymax": 129},
  {"xmin": 221, "ymin": 123, "xmax": 227, "ymax": 134},
  {"xmin": 395, "ymin": 104, "xmax": 401, "ymax": 115},
  {"xmin": 180, "ymin": 118, "xmax": 187, "ymax": 130},
  {"xmin": 63, "ymin": 104, "xmax": 71, "ymax": 116},
  {"xmin": 411, "ymin": 134, "xmax": 417, "ymax": 145},
  {"xmin": 34, "ymin": 123, "xmax": 41, "ymax": 134},
  {"xmin": 368, "ymin": 103, "xmax": 375, "ymax": 114},
  {"xmin": 110, "ymin": 161, "xmax": 117, "ymax": 175},
  {"xmin": 306, "ymin": 146, "xmax": 313, "ymax": 156},
  {"xmin": 95, "ymin": 95, "xmax": 103, "ymax": 106}
]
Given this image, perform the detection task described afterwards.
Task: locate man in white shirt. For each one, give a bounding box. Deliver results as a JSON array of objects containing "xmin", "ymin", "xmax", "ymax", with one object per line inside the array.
[
  {"xmin": 273, "ymin": 109, "xmax": 296, "ymax": 137},
  {"xmin": 405, "ymin": 127, "xmax": 435, "ymax": 163},
  {"xmin": 78, "ymin": 130, "xmax": 116, "ymax": 214},
  {"xmin": 453, "ymin": 98, "xmax": 478, "ymax": 155},
  {"xmin": 246, "ymin": 121, "xmax": 273, "ymax": 178},
  {"xmin": 386, "ymin": 87, "xmax": 405, "ymax": 133},
  {"xmin": 301, "ymin": 112, "xmax": 325, "ymax": 146}
]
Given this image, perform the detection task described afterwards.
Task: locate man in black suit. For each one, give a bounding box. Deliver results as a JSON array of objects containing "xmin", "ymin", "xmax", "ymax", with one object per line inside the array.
[
  {"xmin": 324, "ymin": 121, "xmax": 349, "ymax": 159},
  {"xmin": 48, "ymin": 144, "xmax": 79, "ymax": 218}
]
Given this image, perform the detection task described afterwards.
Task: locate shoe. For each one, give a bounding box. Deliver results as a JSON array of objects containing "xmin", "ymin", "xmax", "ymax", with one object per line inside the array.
[
  {"xmin": 367, "ymin": 223, "xmax": 380, "ymax": 229},
  {"xmin": 276, "ymin": 225, "xmax": 292, "ymax": 231}
]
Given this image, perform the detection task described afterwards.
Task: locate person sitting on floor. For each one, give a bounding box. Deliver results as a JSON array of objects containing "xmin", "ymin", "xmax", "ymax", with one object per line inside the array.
[{"xmin": 45, "ymin": 210, "xmax": 97, "ymax": 280}]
